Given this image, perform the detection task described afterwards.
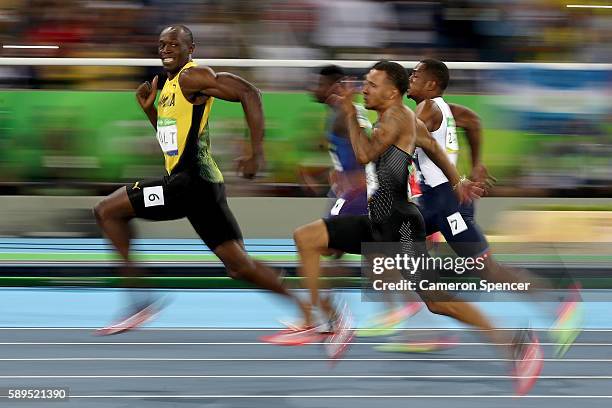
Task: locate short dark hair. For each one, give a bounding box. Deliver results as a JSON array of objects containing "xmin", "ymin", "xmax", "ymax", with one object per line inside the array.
[
  {"xmin": 166, "ymin": 24, "xmax": 194, "ymax": 45},
  {"xmin": 371, "ymin": 60, "xmax": 408, "ymax": 95},
  {"xmin": 318, "ymin": 65, "xmax": 345, "ymax": 82},
  {"xmin": 419, "ymin": 59, "xmax": 449, "ymax": 91}
]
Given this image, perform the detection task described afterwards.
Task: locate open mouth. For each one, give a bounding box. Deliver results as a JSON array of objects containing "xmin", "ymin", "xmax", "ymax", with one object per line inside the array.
[{"xmin": 162, "ymin": 57, "xmax": 175, "ymax": 64}]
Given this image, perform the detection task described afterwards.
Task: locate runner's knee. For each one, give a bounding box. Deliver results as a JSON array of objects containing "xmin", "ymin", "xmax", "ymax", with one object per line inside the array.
[
  {"xmin": 93, "ymin": 199, "xmax": 111, "ymax": 224},
  {"xmin": 294, "ymin": 222, "xmax": 325, "ymax": 251},
  {"xmin": 93, "ymin": 188, "xmax": 133, "ymax": 224}
]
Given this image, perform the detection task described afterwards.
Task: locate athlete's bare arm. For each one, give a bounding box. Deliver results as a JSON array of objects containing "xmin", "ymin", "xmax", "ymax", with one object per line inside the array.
[
  {"xmin": 136, "ymin": 75, "xmax": 159, "ymax": 130},
  {"xmin": 330, "ymin": 84, "xmax": 404, "ymax": 164},
  {"xmin": 415, "ymin": 118, "xmax": 483, "ymax": 202},
  {"xmin": 179, "ymin": 66, "xmax": 264, "ymax": 178},
  {"xmin": 345, "ymin": 104, "xmax": 407, "ymax": 164},
  {"xmin": 448, "ymin": 103, "xmax": 495, "ymax": 186},
  {"xmin": 415, "ymin": 99, "xmax": 443, "ymax": 132}
]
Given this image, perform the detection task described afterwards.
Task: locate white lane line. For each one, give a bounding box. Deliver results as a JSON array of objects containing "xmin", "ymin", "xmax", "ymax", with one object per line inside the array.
[
  {"xmin": 0, "ymin": 342, "xmax": 608, "ymax": 346},
  {"xmin": 0, "ymin": 327, "xmax": 606, "ymax": 331},
  {"xmin": 0, "ymin": 375, "xmax": 611, "ymax": 379},
  {"xmin": 60, "ymin": 395, "xmax": 612, "ymax": 399},
  {"xmin": 0, "ymin": 357, "xmax": 611, "ymax": 362},
  {"xmin": 567, "ymin": 5, "xmax": 612, "ymax": 9},
  {"xmin": 2, "ymin": 45, "xmax": 60, "ymax": 49}
]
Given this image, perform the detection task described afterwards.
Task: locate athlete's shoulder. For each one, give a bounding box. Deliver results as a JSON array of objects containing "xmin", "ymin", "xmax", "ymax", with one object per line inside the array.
[
  {"xmin": 448, "ymin": 102, "xmax": 476, "ymax": 117},
  {"xmin": 387, "ymin": 104, "xmax": 414, "ymax": 123},
  {"xmin": 416, "ymin": 98, "xmax": 443, "ymax": 131},
  {"xmin": 178, "ymin": 65, "xmax": 216, "ymax": 89},
  {"xmin": 420, "ymin": 98, "xmax": 437, "ymax": 107},
  {"xmin": 448, "ymin": 103, "xmax": 480, "ymax": 128},
  {"xmin": 377, "ymin": 105, "xmax": 412, "ymax": 135},
  {"xmin": 416, "ymin": 98, "xmax": 441, "ymax": 115}
]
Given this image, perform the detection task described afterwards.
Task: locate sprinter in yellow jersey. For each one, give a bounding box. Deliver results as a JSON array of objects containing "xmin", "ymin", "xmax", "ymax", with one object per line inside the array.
[{"xmin": 93, "ymin": 25, "xmax": 308, "ymax": 334}]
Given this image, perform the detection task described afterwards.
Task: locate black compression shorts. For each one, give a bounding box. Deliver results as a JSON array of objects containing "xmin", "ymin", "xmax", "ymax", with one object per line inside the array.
[
  {"xmin": 126, "ymin": 171, "xmax": 242, "ymax": 250},
  {"xmin": 323, "ymin": 202, "xmax": 436, "ymax": 285}
]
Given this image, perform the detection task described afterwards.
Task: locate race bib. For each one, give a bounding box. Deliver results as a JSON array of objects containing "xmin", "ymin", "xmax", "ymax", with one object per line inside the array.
[
  {"xmin": 445, "ymin": 117, "xmax": 459, "ymax": 153},
  {"xmin": 447, "ymin": 211, "xmax": 468, "ymax": 236},
  {"xmin": 330, "ymin": 198, "xmax": 346, "ymax": 216},
  {"xmin": 156, "ymin": 118, "xmax": 179, "ymax": 156},
  {"xmin": 143, "ymin": 186, "xmax": 165, "ymax": 208}
]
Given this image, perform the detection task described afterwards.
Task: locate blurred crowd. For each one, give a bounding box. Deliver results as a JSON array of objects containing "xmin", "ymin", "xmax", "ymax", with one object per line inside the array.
[
  {"xmin": 1, "ymin": 1, "xmax": 610, "ymax": 61},
  {"xmin": 0, "ymin": 0, "xmax": 610, "ymax": 89}
]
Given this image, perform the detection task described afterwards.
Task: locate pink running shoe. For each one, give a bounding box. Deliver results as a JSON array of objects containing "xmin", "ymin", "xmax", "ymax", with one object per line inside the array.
[
  {"xmin": 96, "ymin": 302, "xmax": 159, "ymax": 336},
  {"xmin": 325, "ymin": 303, "xmax": 355, "ymax": 360},
  {"xmin": 260, "ymin": 325, "xmax": 328, "ymax": 346},
  {"xmin": 512, "ymin": 329, "xmax": 544, "ymax": 395}
]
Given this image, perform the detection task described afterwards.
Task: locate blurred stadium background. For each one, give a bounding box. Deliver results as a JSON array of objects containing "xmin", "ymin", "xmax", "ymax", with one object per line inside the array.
[{"xmin": 0, "ymin": 0, "xmax": 609, "ymax": 264}]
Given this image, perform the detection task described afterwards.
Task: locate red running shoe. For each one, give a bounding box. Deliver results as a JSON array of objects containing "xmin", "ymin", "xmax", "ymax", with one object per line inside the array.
[
  {"xmin": 512, "ymin": 329, "xmax": 544, "ymax": 395},
  {"xmin": 260, "ymin": 325, "xmax": 328, "ymax": 346},
  {"xmin": 96, "ymin": 302, "xmax": 159, "ymax": 336},
  {"xmin": 325, "ymin": 303, "xmax": 355, "ymax": 360}
]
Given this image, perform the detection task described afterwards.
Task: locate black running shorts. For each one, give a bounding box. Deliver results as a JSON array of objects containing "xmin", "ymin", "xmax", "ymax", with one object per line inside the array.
[
  {"xmin": 324, "ymin": 201, "xmax": 433, "ymax": 278},
  {"xmin": 126, "ymin": 171, "xmax": 242, "ymax": 250},
  {"xmin": 323, "ymin": 202, "xmax": 427, "ymax": 254}
]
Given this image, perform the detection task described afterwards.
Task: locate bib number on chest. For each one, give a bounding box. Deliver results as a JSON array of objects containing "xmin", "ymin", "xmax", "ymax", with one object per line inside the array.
[
  {"xmin": 445, "ymin": 117, "xmax": 459, "ymax": 153},
  {"xmin": 156, "ymin": 118, "xmax": 179, "ymax": 156}
]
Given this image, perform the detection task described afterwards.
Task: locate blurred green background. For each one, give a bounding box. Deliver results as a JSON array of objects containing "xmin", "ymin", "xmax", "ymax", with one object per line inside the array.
[{"xmin": 0, "ymin": 91, "xmax": 525, "ymax": 189}]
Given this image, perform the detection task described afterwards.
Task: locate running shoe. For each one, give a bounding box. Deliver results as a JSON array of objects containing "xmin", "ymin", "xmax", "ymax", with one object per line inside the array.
[
  {"xmin": 95, "ymin": 300, "xmax": 160, "ymax": 336},
  {"xmin": 549, "ymin": 284, "xmax": 583, "ymax": 358},
  {"xmin": 325, "ymin": 302, "xmax": 355, "ymax": 360},
  {"xmin": 356, "ymin": 302, "xmax": 423, "ymax": 338},
  {"xmin": 259, "ymin": 324, "xmax": 328, "ymax": 345},
  {"xmin": 512, "ymin": 329, "xmax": 544, "ymax": 396}
]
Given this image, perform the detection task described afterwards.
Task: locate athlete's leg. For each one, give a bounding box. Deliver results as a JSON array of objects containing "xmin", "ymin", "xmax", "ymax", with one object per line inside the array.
[
  {"xmin": 296, "ymin": 215, "xmax": 372, "ymax": 324},
  {"xmin": 95, "ymin": 174, "xmax": 193, "ymax": 335},
  {"xmin": 93, "ymin": 186, "xmax": 150, "ymax": 293},
  {"xmin": 418, "ymin": 290, "xmax": 512, "ymax": 347},
  {"xmin": 213, "ymin": 240, "xmax": 311, "ymax": 322},
  {"xmin": 293, "ymin": 220, "xmax": 331, "ymax": 325},
  {"xmin": 93, "ymin": 186, "xmax": 135, "ymax": 264},
  {"xmin": 95, "ymin": 175, "xmax": 186, "ymax": 265},
  {"xmin": 320, "ymin": 192, "xmax": 369, "ymax": 323},
  {"xmin": 417, "ymin": 288, "xmax": 545, "ymax": 393},
  {"xmin": 185, "ymin": 182, "xmax": 310, "ymax": 319},
  {"xmin": 93, "ymin": 183, "xmax": 164, "ymax": 335},
  {"xmin": 395, "ymin": 204, "xmax": 514, "ymax": 350},
  {"xmin": 437, "ymin": 185, "xmax": 551, "ymax": 294},
  {"xmin": 215, "ymin": 240, "xmax": 289, "ymax": 297},
  {"xmin": 481, "ymin": 255, "xmax": 549, "ymax": 291},
  {"xmin": 186, "ymin": 192, "xmax": 285, "ymax": 298}
]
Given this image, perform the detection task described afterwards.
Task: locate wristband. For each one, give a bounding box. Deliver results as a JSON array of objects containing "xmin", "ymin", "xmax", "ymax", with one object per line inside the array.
[{"xmin": 452, "ymin": 175, "xmax": 468, "ymax": 191}]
